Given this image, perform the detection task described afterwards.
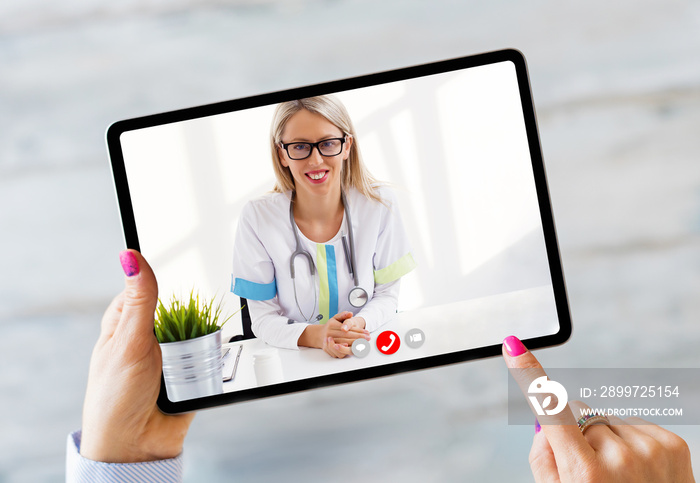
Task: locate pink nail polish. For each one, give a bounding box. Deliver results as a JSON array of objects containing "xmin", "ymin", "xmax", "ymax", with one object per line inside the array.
[
  {"xmin": 119, "ymin": 250, "xmax": 140, "ymax": 277},
  {"xmin": 503, "ymin": 335, "xmax": 527, "ymax": 357},
  {"xmin": 535, "ymin": 419, "xmax": 541, "ymax": 434}
]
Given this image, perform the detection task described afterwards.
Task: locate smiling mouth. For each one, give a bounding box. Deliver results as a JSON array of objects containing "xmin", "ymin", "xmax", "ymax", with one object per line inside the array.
[{"xmin": 306, "ymin": 170, "xmax": 328, "ymax": 181}]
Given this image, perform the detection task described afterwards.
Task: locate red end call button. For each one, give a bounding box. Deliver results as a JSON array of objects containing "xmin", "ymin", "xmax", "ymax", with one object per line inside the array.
[{"xmin": 376, "ymin": 331, "xmax": 400, "ymax": 355}]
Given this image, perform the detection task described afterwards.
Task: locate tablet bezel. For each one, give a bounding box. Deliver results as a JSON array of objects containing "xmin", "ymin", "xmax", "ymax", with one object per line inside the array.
[{"xmin": 107, "ymin": 48, "xmax": 572, "ymax": 414}]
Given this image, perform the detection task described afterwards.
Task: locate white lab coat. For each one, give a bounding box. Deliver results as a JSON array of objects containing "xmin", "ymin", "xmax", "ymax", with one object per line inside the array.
[{"xmin": 231, "ymin": 186, "xmax": 416, "ymax": 350}]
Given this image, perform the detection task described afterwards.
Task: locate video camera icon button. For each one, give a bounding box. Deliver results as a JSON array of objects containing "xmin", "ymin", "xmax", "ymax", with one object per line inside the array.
[
  {"xmin": 351, "ymin": 338, "xmax": 370, "ymax": 358},
  {"xmin": 376, "ymin": 331, "xmax": 400, "ymax": 355},
  {"xmin": 405, "ymin": 328, "xmax": 425, "ymax": 349}
]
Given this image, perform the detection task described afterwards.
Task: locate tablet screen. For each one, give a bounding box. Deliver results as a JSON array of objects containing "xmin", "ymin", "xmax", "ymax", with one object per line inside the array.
[{"xmin": 108, "ymin": 49, "xmax": 571, "ymax": 412}]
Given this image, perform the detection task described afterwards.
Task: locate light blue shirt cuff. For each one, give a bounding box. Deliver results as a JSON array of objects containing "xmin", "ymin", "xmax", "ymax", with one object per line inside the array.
[{"xmin": 66, "ymin": 430, "xmax": 184, "ymax": 483}]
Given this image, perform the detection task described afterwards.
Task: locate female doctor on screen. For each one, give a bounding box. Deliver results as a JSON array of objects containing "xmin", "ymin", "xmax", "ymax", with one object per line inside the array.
[{"xmin": 231, "ymin": 95, "xmax": 416, "ymax": 358}]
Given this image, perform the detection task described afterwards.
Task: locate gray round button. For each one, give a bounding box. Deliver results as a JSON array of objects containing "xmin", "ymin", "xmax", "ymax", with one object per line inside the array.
[
  {"xmin": 404, "ymin": 328, "xmax": 425, "ymax": 349},
  {"xmin": 351, "ymin": 338, "xmax": 371, "ymax": 358}
]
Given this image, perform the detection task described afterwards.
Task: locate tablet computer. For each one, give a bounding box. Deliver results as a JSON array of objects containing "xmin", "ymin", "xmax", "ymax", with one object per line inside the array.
[{"xmin": 107, "ymin": 48, "xmax": 571, "ymax": 413}]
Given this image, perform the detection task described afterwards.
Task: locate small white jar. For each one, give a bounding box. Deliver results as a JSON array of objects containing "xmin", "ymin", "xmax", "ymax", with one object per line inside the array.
[{"xmin": 253, "ymin": 348, "xmax": 284, "ymax": 387}]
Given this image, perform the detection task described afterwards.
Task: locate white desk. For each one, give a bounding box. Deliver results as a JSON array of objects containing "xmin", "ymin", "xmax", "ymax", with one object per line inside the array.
[{"xmin": 222, "ymin": 285, "xmax": 560, "ymax": 393}]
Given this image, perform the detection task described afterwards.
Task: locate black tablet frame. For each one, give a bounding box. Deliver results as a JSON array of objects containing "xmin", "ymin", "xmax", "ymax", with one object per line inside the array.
[{"xmin": 107, "ymin": 48, "xmax": 572, "ymax": 414}]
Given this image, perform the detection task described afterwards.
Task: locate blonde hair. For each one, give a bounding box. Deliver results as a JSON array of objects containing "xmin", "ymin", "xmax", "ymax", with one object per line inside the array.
[{"xmin": 269, "ymin": 95, "xmax": 382, "ymax": 203}]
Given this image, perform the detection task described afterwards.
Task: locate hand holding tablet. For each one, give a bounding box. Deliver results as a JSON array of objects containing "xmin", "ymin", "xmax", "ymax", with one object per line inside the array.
[
  {"xmin": 79, "ymin": 250, "xmax": 194, "ymax": 463},
  {"xmin": 503, "ymin": 336, "xmax": 694, "ymax": 482}
]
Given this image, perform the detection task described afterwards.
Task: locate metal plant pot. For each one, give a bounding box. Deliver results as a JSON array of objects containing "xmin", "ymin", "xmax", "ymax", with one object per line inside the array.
[{"xmin": 160, "ymin": 330, "xmax": 223, "ymax": 402}]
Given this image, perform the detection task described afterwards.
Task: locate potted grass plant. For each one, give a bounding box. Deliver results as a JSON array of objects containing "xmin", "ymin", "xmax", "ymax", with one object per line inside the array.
[{"xmin": 155, "ymin": 292, "xmax": 237, "ymax": 402}]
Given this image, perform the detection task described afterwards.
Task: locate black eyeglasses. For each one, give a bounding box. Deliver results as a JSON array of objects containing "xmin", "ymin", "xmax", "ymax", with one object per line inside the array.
[{"xmin": 280, "ymin": 137, "xmax": 346, "ymax": 160}]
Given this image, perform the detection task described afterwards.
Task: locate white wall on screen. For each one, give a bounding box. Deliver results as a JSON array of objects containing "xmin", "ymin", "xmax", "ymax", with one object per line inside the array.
[{"xmin": 119, "ymin": 62, "xmax": 553, "ymax": 338}]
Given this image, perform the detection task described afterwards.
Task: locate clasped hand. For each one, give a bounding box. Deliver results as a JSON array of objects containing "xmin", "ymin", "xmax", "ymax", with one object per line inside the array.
[{"xmin": 320, "ymin": 311, "xmax": 370, "ymax": 358}]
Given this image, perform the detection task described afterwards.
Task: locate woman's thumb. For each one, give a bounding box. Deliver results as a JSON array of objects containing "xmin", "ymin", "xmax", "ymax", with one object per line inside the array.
[{"xmin": 118, "ymin": 249, "xmax": 159, "ymax": 339}]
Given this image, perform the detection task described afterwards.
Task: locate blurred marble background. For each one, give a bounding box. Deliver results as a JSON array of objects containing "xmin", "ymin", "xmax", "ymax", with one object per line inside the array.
[{"xmin": 1, "ymin": 1, "xmax": 699, "ymax": 481}]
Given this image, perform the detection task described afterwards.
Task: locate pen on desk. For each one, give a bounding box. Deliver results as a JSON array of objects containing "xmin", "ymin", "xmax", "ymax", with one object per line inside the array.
[{"xmin": 232, "ymin": 345, "xmax": 242, "ymax": 381}]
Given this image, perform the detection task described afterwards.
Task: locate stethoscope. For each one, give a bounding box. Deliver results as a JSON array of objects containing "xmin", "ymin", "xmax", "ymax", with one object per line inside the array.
[{"xmin": 289, "ymin": 190, "xmax": 369, "ymax": 322}]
